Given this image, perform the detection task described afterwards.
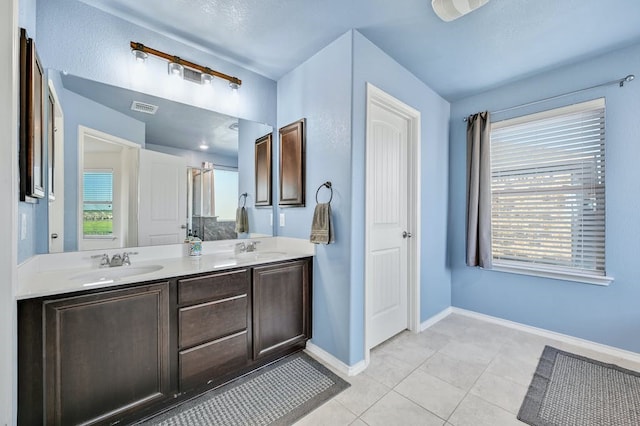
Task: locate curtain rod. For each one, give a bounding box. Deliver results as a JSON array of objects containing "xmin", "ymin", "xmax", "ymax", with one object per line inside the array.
[{"xmin": 462, "ymin": 74, "xmax": 635, "ymax": 122}]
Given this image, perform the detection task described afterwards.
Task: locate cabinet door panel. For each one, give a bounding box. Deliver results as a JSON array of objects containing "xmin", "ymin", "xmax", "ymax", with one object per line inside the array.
[
  {"xmin": 178, "ymin": 269, "xmax": 249, "ymax": 305},
  {"xmin": 179, "ymin": 331, "xmax": 249, "ymax": 390},
  {"xmin": 253, "ymin": 260, "xmax": 310, "ymax": 359},
  {"xmin": 179, "ymin": 295, "xmax": 247, "ymax": 349},
  {"xmin": 44, "ymin": 283, "xmax": 170, "ymax": 425}
]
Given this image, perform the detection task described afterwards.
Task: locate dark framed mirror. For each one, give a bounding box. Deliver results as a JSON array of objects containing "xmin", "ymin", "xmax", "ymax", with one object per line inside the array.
[
  {"xmin": 19, "ymin": 28, "xmax": 45, "ymax": 201},
  {"xmin": 278, "ymin": 119, "xmax": 305, "ymax": 207}
]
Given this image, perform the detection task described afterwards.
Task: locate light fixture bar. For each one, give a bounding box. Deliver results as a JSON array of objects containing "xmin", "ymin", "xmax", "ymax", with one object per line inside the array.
[{"xmin": 130, "ymin": 41, "xmax": 242, "ymax": 88}]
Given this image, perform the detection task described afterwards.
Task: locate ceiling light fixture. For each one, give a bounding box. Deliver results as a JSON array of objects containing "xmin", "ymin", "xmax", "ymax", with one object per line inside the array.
[
  {"xmin": 199, "ymin": 143, "xmax": 209, "ymax": 150},
  {"xmin": 431, "ymin": 0, "xmax": 489, "ymax": 22},
  {"xmin": 130, "ymin": 41, "xmax": 242, "ymax": 89}
]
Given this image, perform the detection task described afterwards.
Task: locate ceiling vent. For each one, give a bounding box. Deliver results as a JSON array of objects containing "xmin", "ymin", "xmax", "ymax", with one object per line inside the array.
[
  {"xmin": 130, "ymin": 101, "xmax": 159, "ymax": 115},
  {"xmin": 431, "ymin": 0, "xmax": 489, "ymax": 22}
]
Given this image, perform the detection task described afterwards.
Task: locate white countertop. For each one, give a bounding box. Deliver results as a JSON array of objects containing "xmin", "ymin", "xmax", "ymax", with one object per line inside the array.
[{"xmin": 17, "ymin": 237, "xmax": 315, "ymax": 299}]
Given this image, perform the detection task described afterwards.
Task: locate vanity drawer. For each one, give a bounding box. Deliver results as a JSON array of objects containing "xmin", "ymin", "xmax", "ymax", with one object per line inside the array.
[
  {"xmin": 178, "ymin": 269, "xmax": 249, "ymax": 305},
  {"xmin": 179, "ymin": 331, "xmax": 249, "ymax": 391},
  {"xmin": 179, "ymin": 295, "xmax": 248, "ymax": 349}
]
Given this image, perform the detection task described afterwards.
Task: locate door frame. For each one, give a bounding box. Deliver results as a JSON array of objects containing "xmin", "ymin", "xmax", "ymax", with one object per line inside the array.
[
  {"xmin": 47, "ymin": 79, "xmax": 64, "ymax": 253},
  {"xmin": 364, "ymin": 83, "xmax": 421, "ymax": 364},
  {"xmin": 77, "ymin": 126, "xmax": 140, "ymax": 251}
]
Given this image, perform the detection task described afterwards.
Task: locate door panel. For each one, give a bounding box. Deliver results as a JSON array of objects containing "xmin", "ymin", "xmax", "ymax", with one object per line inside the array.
[
  {"xmin": 138, "ymin": 149, "xmax": 187, "ymax": 246},
  {"xmin": 367, "ymin": 100, "xmax": 409, "ymax": 349}
]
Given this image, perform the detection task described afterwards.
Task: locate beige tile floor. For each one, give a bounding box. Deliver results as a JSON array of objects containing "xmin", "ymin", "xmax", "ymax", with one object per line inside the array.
[{"xmin": 295, "ymin": 313, "xmax": 640, "ymax": 426}]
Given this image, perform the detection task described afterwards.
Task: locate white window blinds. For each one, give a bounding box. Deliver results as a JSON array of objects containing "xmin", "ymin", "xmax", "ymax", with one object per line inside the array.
[{"xmin": 490, "ymin": 98, "xmax": 606, "ymax": 277}]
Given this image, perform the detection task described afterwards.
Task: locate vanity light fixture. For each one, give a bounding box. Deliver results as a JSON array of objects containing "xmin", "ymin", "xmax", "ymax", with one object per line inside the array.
[
  {"xmin": 201, "ymin": 70, "xmax": 214, "ymax": 85},
  {"xmin": 130, "ymin": 41, "xmax": 242, "ymax": 89},
  {"xmin": 131, "ymin": 47, "xmax": 148, "ymax": 62},
  {"xmin": 168, "ymin": 57, "xmax": 184, "ymax": 78}
]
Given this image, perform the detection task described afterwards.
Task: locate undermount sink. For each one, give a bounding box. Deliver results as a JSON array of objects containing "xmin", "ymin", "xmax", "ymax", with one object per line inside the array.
[
  {"xmin": 234, "ymin": 251, "xmax": 288, "ymax": 262},
  {"xmin": 71, "ymin": 264, "xmax": 164, "ymax": 284}
]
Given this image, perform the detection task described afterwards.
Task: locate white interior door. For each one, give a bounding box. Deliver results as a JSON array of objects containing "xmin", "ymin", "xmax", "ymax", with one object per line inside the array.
[
  {"xmin": 366, "ymin": 98, "xmax": 410, "ymax": 349},
  {"xmin": 138, "ymin": 149, "xmax": 187, "ymax": 246}
]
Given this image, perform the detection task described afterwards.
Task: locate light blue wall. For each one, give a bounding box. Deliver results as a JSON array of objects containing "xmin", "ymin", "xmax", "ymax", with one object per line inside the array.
[
  {"xmin": 277, "ymin": 32, "xmax": 354, "ymax": 364},
  {"xmin": 18, "ymin": 0, "xmax": 35, "ymax": 37},
  {"xmin": 351, "ymin": 32, "xmax": 452, "ymax": 361},
  {"xmin": 237, "ymin": 119, "xmax": 275, "ymax": 237},
  {"xmin": 277, "ymin": 31, "xmax": 451, "ymax": 366},
  {"xmin": 449, "ymin": 42, "xmax": 640, "ymax": 353},
  {"xmin": 36, "ymin": 0, "xmax": 276, "ymax": 127},
  {"xmin": 61, "ymin": 83, "xmax": 145, "ymax": 252}
]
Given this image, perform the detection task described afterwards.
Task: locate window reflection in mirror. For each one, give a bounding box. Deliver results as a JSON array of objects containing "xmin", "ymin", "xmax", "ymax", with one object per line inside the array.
[{"xmin": 82, "ymin": 170, "xmax": 114, "ymax": 238}]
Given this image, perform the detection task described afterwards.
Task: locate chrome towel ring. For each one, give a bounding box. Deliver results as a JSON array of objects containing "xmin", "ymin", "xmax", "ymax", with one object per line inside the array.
[
  {"xmin": 239, "ymin": 192, "xmax": 248, "ymax": 207},
  {"xmin": 315, "ymin": 181, "xmax": 333, "ymax": 204}
]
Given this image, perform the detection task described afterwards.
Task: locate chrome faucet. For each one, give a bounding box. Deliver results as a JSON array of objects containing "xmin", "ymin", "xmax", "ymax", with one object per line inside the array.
[
  {"xmin": 110, "ymin": 253, "xmax": 123, "ymax": 267},
  {"xmin": 92, "ymin": 253, "xmax": 111, "ymax": 268},
  {"xmin": 235, "ymin": 242, "xmax": 247, "ymax": 253},
  {"xmin": 91, "ymin": 252, "xmax": 138, "ymax": 267},
  {"xmin": 246, "ymin": 241, "xmax": 261, "ymax": 252}
]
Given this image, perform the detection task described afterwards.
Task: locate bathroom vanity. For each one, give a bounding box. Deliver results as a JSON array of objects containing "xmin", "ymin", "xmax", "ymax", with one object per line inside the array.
[{"xmin": 17, "ymin": 241, "xmax": 313, "ymax": 425}]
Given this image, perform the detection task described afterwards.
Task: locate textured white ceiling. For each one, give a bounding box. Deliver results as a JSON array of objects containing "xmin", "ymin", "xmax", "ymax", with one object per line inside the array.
[{"xmin": 79, "ymin": 0, "xmax": 640, "ymax": 100}]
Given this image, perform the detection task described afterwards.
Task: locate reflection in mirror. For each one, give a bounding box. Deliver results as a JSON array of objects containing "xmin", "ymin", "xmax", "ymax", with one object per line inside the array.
[
  {"xmin": 44, "ymin": 71, "xmax": 274, "ymax": 252},
  {"xmin": 187, "ymin": 166, "xmax": 240, "ymax": 241}
]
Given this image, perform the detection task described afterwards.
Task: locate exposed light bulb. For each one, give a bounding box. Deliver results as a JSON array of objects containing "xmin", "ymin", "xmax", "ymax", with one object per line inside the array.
[
  {"xmin": 229, "ymin": 81, "xmax": 240, "ymax": 91},
  {"xmin": 168, "ymin": 61, "xmax": 184, "ymax": 78},
  {"xmin": 201, "ymin": 73, "xmax": 214, "ymax": 85},
  {"xmin": 131, "ymin": 49, "xmax": 148, "ymax": 63}
]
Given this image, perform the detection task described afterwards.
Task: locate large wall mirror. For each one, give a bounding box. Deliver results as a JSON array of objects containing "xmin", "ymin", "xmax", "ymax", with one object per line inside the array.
[
  {"xmin": 22, "ymin": 0, "xmax": 278, "ymax": 256},
  {"xmin": 42, "ymin": 71, "xmax": 274, "ymax": 253}
]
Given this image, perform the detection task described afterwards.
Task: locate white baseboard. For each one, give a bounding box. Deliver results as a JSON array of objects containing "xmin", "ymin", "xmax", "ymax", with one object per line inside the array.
[
  {"xmin": 305, "ymin": 342, "xmax": 368, "ymax": 377},
  {"xmin": 452, "ymin": 307, "xmax": 640, "ymax": 364},
  {"xmin": 420, "ymin": 307, "xmax": 453, "ymax": 331}
]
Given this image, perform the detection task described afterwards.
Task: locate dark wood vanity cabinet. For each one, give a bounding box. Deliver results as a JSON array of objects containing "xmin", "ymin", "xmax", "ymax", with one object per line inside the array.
[
  {"xmin": 177, "ymin": 269, "xmax": 252, "ymax": 390},
  {"xmin": 253, "ymin": 259, "xmax": 311, "ymax": 359},
  {"xmin": 19, "ymin": 282, "xmax": 170, "ymax": 426},
  {"xmin": 18, "ymin": 257, "xmax": 312, "ymax": 425}
]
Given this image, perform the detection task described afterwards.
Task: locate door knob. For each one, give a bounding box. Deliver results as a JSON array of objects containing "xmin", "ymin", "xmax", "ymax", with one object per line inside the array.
[
  {"xmin": 51, "ymin": 233, "xmax": 58, "ymax": 239},
  {"xmin": 402, "ymin": 231, "xmax": 412, "ymax": 239}
]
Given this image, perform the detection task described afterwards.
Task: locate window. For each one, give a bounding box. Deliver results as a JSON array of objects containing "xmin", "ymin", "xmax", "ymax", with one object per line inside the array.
[
  {"xmin": 490, "ymin": 99, "xmax": 608, "ymax": 283},
  {"xmin": 213, "ymin": 169, "xmax": 239, "ymax": 221},
  {"xmin": 83, "ymin": 170, "xmax": 114, "ymax": 237}
]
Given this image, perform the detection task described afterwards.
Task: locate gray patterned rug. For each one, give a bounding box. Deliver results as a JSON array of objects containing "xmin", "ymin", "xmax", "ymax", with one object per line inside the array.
[
  {"xmin": 518, "ymin": 346, "xmax": 640, "ymax": 426},
  {"xmin": 141, "ymin": 352, "xmax": 349, "ymax": 426}
]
